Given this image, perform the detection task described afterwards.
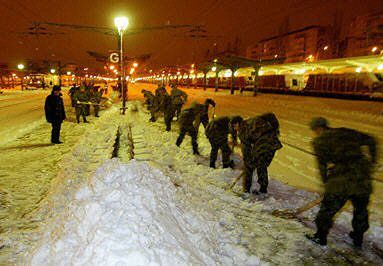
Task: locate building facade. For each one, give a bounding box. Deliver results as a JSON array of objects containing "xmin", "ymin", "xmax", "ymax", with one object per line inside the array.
[{"xmin": 345, "ymin": 12, "xmax": 383, "ymax": 57}]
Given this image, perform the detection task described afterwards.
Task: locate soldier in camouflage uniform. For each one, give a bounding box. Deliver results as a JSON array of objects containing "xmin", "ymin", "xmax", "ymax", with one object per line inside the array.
[
  {"xmin": 175, "ymin": 106, "xmax": 201, "ymax": 155},
  {"xmin": 163, "ymin": 93, "xmax": 175, "ymax": 131},
  {"xmin": 306, "ymin": 117, "xmax": 377, "ymax": 247},
  {"xmin": 193, "ymin": 99, "xmax": 216, "ymax": 131},
  {"xmin": 73, "ymin": 85, "xmax": 89, "ymax": 123},
  {"xmin": 239, "ymin": 113, "xmax": 282, "ymax": 194},
  {"xmin": 170, "ymin": 85, "xmax": 188, "ymax": 120},
  {"xmin": 90, "ymin": 87, "xmax": 102, "ymax": 117},
  {"xmin": 141, "ymin": 89, "xmax": 157, "ymax": 122},
  {"xmin": 205, "ymin": 116, "xmax": 243, "ymax": 168}
]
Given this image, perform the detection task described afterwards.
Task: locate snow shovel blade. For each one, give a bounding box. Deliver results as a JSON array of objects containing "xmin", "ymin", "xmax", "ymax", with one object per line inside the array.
[{"xmin": 271, "ymin": 209, "xmax": 298, "ymax": 219}]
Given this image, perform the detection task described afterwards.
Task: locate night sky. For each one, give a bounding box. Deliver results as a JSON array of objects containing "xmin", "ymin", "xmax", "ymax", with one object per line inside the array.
[{"xmin": 0, "ymin": 0, "xmax": 382, "ymax": 71}]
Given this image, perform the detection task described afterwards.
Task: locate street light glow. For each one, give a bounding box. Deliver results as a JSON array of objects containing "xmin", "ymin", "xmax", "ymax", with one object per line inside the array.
[
  {"xmin": 109, "ymin": 65, "xmax": 115, "ymax": 70},
  {"xmin": 355, "ymin": 67, "xmax": 362, "ymax": 73},
  {"xmin": 67, "ymin": 71, "xmax": 72, "ymax": 75},
  {"xmin": 372, "ymin": 46, "xmax": 378, "ymax": 52},
  {"xmin": 133, "ymin": 62, "xmax": 138, "ymax": 68},
  {"xmin": 211, "ymin": 66, "xmax": 217, "ymax": 72},
  {"xmin": 323, "ymin": 45, "xmax": 329, "ymax": 51},
  {"xmin": 114, "ymin": 16, "xmax": 129, "ymax": 32},
  {"xmin": 17, "ymin": 64, "xmax": 24, "ymax": 70},
  {"xmin": 50, "ymin": 69, "xmax": 56, "ymax": 74}
]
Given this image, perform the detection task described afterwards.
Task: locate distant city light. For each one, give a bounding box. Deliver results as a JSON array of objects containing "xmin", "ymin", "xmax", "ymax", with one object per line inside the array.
[
  {"xmin": 17, "ymin": 64, "xmax": 24, "ymax": 70},
  {"xmin": 323, "ymin": 46, "xmax": 329, "ymax": 51},
  {"xmin": 211, "ymin": 66, "xmax": 217, "ymax": 72},
  {"xmin": 83, "ymin": 68, "xmax": 88, "ymax": 71},
  {"xmin": 258, "ymin": 70, "xmax": 264, "ymax": 76},
  {"xmin": 191, "ymin": 64, "xmax": 195, "ymax": 68},
  {"xmin": 67, "ymin": 71, "xmax": 71, "ymax": 75},
  {"xmin": 133, "ymin": 62, "xmax": 138, "ymax": 68},
  {"xmin": 378, "ymin": 64, "xmax": 383, "ymax": 71},
  {"xmin": 355, "ymin": 67, "xmax": 362, "ymax": 73},
  {"xmin": 130, "ymin": 68, "xmax": 135, "ymax": 74},
  {"xmin": 109, "ymin": 65, "xmax": 115, "ymax": 70},
  {"xmin": 50, "ymin": 69, "xmax": 56, "ymax": 74},
  {"xmin": 274, "ymin": 54, "xmax": 278, "ymax": 58},
  {"xmin": 372, "ymin": 46, "xmax": 378, "ymax": 53}
]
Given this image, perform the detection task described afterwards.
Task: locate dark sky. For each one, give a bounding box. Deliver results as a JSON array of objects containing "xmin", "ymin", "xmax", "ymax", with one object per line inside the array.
[{"xmin": 0, "ymin": 0, "xmax": 382, "ymax": 72}]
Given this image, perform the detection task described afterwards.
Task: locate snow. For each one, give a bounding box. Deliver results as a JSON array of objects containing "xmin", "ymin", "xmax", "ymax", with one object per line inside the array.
[
  {"xmin": 24, "ymin": 101, "xmax": 383, "ymax": 265},
  {"xmin": 2, "ymin": 86, "xmax": 383, "ymax": 264},
  {"xmin": 28, "ymin": 160, "xmax": 258, "ymax": 266}
]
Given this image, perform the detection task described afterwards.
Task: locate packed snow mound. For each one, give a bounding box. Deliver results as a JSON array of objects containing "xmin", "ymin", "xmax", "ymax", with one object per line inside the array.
[{"xmin": 28, "ymin": 159, "xmax": 259, "ymax": 266}]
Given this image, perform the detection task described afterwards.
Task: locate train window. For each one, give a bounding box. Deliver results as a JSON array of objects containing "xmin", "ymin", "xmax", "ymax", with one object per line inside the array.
[{"xmin": 292, "ymin": 79, "xmax": 298, "ymax": 86}]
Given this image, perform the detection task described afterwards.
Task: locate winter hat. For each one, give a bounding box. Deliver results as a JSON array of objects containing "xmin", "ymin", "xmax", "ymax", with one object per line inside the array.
[
  {"xmin": 52, "ymin": 85, "xmax": 61, "ymax": 92},
  {"xmin": 309, "ymin": 117, "xmax": 329, "ymax": 130}
]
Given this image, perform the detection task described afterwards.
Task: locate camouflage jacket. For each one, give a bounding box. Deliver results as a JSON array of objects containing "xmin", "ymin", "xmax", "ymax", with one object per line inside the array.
[
  {"xmin": 170, "ymin": 88, "xmax": 188, "ymax": 105},
  {"xmin": 239, "ymin": 116, "xmax": 282, "ymax": 162},
  {"xmin": 205, "ymin": 116, "xmax": 237, "ymax": 144},
  {"xmin": 312, "ymin": 127, "xmax": 376, "ymax": 194},
  {"xmin": 142, "ymin": 90, "xmax": 155, "ymax": 106},
  {"xmin": 179, "ymin": 106, "xmax": 200, "ymax": 128},
  {"xmin": 73, "ymin": 90, "xmax": 89, "ymax": 103}
]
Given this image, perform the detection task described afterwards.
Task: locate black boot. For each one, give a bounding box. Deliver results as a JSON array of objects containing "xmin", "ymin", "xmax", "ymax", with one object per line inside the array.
[
  {"xmin": 305, "ymin": 233, "xmax": 327, "ymax": 246},
  {"xmin": 349, "ymin": 231, "xmax": 363, "ymax": 248},
  {"xmin": 259, "ymin": 186, "xmax": 268, "ymax": 194}
]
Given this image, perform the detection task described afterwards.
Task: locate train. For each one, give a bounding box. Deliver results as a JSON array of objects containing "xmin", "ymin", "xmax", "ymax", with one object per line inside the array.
[{"xmin": 139, "ymin": 55, "xmax": 383, "ymax": 100}]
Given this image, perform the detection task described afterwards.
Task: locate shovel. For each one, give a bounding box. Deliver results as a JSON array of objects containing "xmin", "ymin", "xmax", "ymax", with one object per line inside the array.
[
  {"xmin": 226, "ymin": 172, "xmax": 245, "ymax": 191},
  {"xmin": 271, "ymin": 196, "xmax": 323, "ymax": 219}
]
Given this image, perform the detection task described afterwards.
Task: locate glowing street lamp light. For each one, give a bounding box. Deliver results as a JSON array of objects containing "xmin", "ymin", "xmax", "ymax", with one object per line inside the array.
[
  {"xmin": 17, "ymin": 64, "xmax": 25, "ymax": 90},
  {"xmin": 114, "ymin": 16, "xmax": 129, "ymax": 114},
  {"xmin": 67, "ymin": 71, "xmax": 72, "ymax": 75},
  {"xmin": 133, "ymin": 62, "xmax": 138, "ymax": 68},
  {"xmin": 50, "ymin": 69, "xmax": 56, "ymax": 74},
  {"xmin": 211, "ymin": 66, "xmax": 217, "ymax": 72},
  {"xmin": 372, "ymin": 46, "xmax": 378, "ymax": 53}
]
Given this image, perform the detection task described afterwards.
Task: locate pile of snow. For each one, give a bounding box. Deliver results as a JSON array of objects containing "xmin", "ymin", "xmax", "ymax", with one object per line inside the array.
[{"xmin": 28, "ymin": 160, "xmax": 259, "ymax": 265}]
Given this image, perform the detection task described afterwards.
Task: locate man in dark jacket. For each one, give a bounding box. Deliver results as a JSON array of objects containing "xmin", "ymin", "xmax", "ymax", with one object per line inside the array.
[
  {"xmin": 306, "ymin": 117, "xmax": 377, "ymax": 247},
  {"xmin": 44, "ymin": 85, "xmax": 66, "ymax": 144},
  {"xmin": 205, "ymin": 116, "xmax": 243, "ymax": 168},
  {"xmin": 239, "ymin": 113, "xmax": 282, "ymax": 194}
]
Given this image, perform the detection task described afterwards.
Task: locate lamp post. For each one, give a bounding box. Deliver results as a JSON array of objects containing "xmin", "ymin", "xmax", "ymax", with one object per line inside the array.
[
  {"xmin": 114, "ymin": 16, "xmax": 129, "ymax": 114},
  {"xmin": 17, "ymin": 64, "xmax": 25, "ymax": 90}
]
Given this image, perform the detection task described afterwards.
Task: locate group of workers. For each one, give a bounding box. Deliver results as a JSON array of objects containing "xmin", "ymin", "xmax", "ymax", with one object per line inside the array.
[
  {"xmin": 142, "ymin": 84, "xmax": 378, "ymax": 249},
  {"xmin": 68, "ymin": 82, "xmax": 104, "ymax": 123}
]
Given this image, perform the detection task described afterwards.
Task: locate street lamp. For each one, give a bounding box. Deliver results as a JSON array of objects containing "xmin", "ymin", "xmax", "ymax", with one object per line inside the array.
[
  {"xmin": 114, "ymin": 16, "xmax": 129, "ymax": 114},
  {"xmin": 17, "ymin": 64, "xmax": 25, "ymax": 90}
]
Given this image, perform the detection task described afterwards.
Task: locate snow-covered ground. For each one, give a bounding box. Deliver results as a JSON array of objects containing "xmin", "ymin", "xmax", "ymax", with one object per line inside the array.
[
  {"xmin": 1, "ymin": 87, "xmax": 383, "ymax": 264},
  {"xmin": 25, "ymin": 102, "xmax": 383, "ymax": 265}
]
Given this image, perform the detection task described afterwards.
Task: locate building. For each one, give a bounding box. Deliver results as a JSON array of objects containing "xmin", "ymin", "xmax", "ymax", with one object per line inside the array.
[
  {"xmin": 246, "ymin": 26, "xmax": 334, "ymax": 63},
  {"xmin": 345, "ymin": 12, "xmax": 383, "ymax": 57}
]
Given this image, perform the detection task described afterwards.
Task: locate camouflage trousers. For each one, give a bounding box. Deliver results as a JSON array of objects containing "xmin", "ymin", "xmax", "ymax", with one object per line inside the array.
[
  {"xmin": 75, "ymin": 105, "xmax": 87, "ymax": 123},
  {"xmin": 315, "ymin": 192, "xmax": 370, "ymax": 240},
  {"xmin": 164, "ymin": 108, "xmax": 176, "ymax": 131},
  {"xmin": 209, "ymin": 139, "xmax": 231, "ymax": 168},
  {"xmin": 176, "ymin": 125, "xmax": 199, "ymax": 154},
  {"xmin": 243, "ymin": 151, "xmax": 275, "ymax": 193}
]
